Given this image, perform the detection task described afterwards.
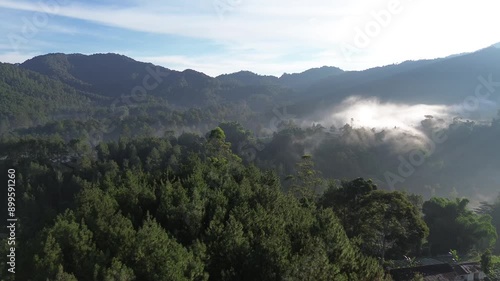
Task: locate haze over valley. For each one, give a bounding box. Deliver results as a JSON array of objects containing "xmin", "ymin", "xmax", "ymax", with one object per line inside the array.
[
  {"xmin": 2, "ymin": 45, "xmax": 500, "ymax": 201},
  {"xmin": 1, "ymin": 2, "xmax": 500, "ymax": 277}
]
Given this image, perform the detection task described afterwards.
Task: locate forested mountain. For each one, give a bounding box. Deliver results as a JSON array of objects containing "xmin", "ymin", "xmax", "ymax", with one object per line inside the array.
[
  {"xmin": 217, "ymin": 66, "xmax": 344, "ymax": 89},
  {"xmin": 217, "ymin": 71, "xmax": 280, "ymax": 86},
  {"xmin": 21, "ymin": 53, "xmax": 221, "ymax": 107},
  {"xmin": 0, "ymin": 132, "xmax": 393, "ymax": 281},
  {"xmin": 1, "ymin": 45, "xmax": 500, "ymax": 280},
  {"xmin": 295, "ymin": 46, "xmax": 500, "ymax": 114},
  {"xmin": 0, "ymin": 127, "xmax": 498, "ymax": 280},
  {"xmin": 14, "ymin": 46, "xmax": 500, "ymax": 117},
  {"xmin": 0, "ymin": 62, "xmax": 95, "ymax": 130},
  {"xmin": 1, "ymin": 47, "xmax": 500, "ymax": 200},
  {"xmin": 279, "ymin": 66, "xmax": 344, "ymax": 89}
]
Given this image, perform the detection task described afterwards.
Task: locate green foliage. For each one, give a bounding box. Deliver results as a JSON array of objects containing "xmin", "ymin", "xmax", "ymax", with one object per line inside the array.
[
  {"xmin": 2, "ymin": 52, "xmax": 500, "ymax": 203},
  {"xmin": 4, "ymin": 132, "xmax": 388, "ymax": 280},
  {"xmin": 356, "ymin": 191, "xmax": 429, "ymax": 262},
  {"xmin": 6, "ymin": 125, "xmax": 497, "ymax": 280},
  {"xmin": 4, "ymin": 51, "xmax": 500, "ymax": 280},
  {"xmin": 0, "ymin": 63, "xmax": 92, "ymax": 130},
  {"xmin": 476, "ymin": 194, "xmax": 500, "ymax": 254},
  {"xmin": 481, "ymin": 250, "xmax": 492, "ymax": 274},
  {"xmin": 449, "ymin": 249, "xmax": 460, "ymax": 263},
  {"xmin": 34, "ymin": 210, "xmax": 103, "ymax": 281},
  {"xmin": 423, "ymin": 197, "xmax": 498, "ymax": 256},
  {"xmin": 320, "ymin": 179, "xmax": 428, "ymax": 262},
  {"xmin": 133, "ymin": 217, "xmax": 206, "ymax": 281},
  {"xmin": 102, "ymin": 259, "xmax": 136, "ymax": 281},
  {"xmin": 320, "ymin": 178, "xmax": 378, "ymax": 237},
  {"xmin": 218, "ymin": 121, "xmax": 253, "ymax": 154},
  {"xmin": 208, "ymin": 127, "xmax": 226, "ymax": 141},
  {"xmin": 288, "ymin": 154, "xmax": 324, "ymax": 205},
  {"xmin": 410, "ymin": 273, "xmax": 424, "ymax": 281},
  {"xmin": 489, "ymin": 255, "xmax": 500, "ymax": 279},
  {"xmin": 54, "ymin": 265, "xmax": 78, "ymax": 281}
]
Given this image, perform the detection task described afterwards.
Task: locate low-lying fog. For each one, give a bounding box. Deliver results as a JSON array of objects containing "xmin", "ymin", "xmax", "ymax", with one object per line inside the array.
[{"xmin": 306, "ymin": 96, "xmax": 499, "ymax": 137}]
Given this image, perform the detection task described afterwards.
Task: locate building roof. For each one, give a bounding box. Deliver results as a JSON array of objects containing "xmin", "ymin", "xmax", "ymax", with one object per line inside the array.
[
  {"xmin": 453, "ymin": 262, "xmax": 481, "ymax": 275},
  {"xmin": 390, "ymin": 262, "xmax": 485, "ymax": 281},
  {"xmin": 390, "ymin": 264, "xmax": 457, "ymax": 281}
]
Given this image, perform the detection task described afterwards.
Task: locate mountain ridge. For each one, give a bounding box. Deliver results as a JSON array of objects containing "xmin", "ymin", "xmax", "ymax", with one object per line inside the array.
[{"xmin": 7, "ymin": 45, "xmax": 500, "ymax": 118}]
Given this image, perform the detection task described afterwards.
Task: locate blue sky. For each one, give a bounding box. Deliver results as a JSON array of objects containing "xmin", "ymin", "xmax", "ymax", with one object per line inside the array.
[{"xmin": 0, "ymin": 0, "xmax": 499, "ymax": 76}]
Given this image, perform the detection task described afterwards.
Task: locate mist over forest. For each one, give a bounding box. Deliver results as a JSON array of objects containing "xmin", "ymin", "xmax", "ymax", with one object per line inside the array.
[
  {"xmin": 1, "ymin": 45, "xmax": 500, "ymax": 280},
  {"xmin": 3, "ymin": 47, "xmax": 500, "ymax": 201}
]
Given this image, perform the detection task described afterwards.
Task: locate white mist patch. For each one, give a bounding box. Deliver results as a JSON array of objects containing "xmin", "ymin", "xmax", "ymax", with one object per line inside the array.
[
  {"xmin": 300, "ymin": 96, "xmax": 456, "ymax": 153},
  {"xmin": 298, "ymin": 96, "xmax": 498, "ymax": 153},
  {"xmin": 326, "ymin": 97, "xmax": 451, "ymax": 132}
]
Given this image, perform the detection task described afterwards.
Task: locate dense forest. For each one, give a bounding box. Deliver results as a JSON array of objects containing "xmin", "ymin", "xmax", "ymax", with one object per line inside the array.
[
  {"xmin": 1, "ymin": 129, "xmax": 499, "ymax": 280},
  {"xmin": 1, "ymin": 48, "xmax": 500, "ymax": 280}
]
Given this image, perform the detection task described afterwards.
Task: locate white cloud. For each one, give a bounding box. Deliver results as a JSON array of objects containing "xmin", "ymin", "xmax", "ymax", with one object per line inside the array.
[
  {"xmin": 0, "ymin": 51, "xmax": 37, "ymax": 63},
  {"xmin": 44, "ymin": 24, "xmax": 81, "ymax": 35}
]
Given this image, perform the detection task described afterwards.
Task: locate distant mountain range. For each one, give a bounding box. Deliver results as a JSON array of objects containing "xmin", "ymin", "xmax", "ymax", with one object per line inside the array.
[
  {"xmin": 216, "ymin": 66, "xmax": 344, "ymax": 88},
  {"xmin": 306, "ymin": 46, "xmax": 500, "ymax": 105},
  {"xmin": 2, "ymin": 45, "xmax": 500, "ymax": 124},
  {"xmin": 2, "ymin": 45, "xmax": 500, "ymax": 199},
  {"xmin": 19, "ymin": 53, "xmax": 346, "ymax": 97}
]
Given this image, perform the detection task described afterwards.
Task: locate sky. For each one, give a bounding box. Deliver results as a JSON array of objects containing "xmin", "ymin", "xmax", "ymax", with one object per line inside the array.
[{"xmin": 0, "ymin": 0, "xmax": 499, "ymax": 77}]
